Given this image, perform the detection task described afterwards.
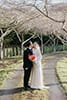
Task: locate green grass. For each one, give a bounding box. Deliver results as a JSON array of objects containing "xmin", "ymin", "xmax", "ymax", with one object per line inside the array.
[
  {"xmin": 13, "ymin": 89, "xmax": 49, "ymax": 100},
  {"xmin": 0, "ymin": 58, "xmax": 22, "ymax": 88},
  {"xmin": 56, "ymin": 57, "xmax": 67, "ymax": 93},
  {"xmin": 43, "ymin": 45, "xmax": 67, "ymax": 53}
]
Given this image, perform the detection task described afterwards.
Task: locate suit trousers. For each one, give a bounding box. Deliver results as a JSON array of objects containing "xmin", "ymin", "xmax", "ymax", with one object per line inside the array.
[{"xmin": 24, "ymin": 67, "xmax": 32, "ymax": 88}]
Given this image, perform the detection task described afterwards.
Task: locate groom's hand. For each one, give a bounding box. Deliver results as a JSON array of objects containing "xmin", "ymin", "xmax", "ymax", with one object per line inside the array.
[{"xmin": 25, "ymin": 68, "xmax": 28, "ymax": 70}]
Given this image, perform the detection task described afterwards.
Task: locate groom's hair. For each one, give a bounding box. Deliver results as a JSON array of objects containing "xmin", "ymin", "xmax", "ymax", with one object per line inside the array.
[{"xmin": 25, "ymin": 41, "xmax": 32, "ymax": 47}]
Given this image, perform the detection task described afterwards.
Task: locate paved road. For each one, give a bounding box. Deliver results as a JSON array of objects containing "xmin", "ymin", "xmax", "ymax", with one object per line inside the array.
[
  {"xmin": 0, "ymin": 65, "xmax": 23, "ymax": 100},
  {"xmin": 43, "ymin": 54, "xmax": 67, "ymax": 100}
]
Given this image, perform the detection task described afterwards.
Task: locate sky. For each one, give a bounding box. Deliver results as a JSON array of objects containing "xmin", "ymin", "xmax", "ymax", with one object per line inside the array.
[
  {"xmin": 0, "ymin": 0, "xmax": 67, "ymax": 8},
  {"xmin": 51, "ymin": 0, "xmax": 67, "ymax": 3},
  {"xmin": 0, "ymin": 0, "xmax": 67, "ymax": 4}
]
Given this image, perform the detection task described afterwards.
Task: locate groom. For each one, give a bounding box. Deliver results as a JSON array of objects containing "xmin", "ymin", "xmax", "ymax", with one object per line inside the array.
[{"xmin": 23, "ymin": 41, "xmax": 33, "ymax": 90}]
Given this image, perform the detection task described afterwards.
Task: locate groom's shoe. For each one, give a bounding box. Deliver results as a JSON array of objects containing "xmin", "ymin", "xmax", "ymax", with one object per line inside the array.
[
  {"xmin": 27, "ymin": 85, "xmax": 31, "ymax": 88},
  {"xmin": 24, "ymin": 87, "xmax": 31, "ymax": 91}
]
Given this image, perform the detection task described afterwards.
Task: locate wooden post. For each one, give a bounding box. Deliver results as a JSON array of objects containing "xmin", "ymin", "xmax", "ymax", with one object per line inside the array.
[
  {"xmin": 0, "ymin": 38, "xmax": 3, "ymax": 59},
  {"xmin": 0, "ymin": 29, "xmax": 4, "ymax": 59},
  {"xmin": 41, "ymin": 33, "xmax": 43, "ymax": 54},
  {"xmin": 63, "ymin": 44, "xmax": 64, "ymax": 51},
  {"xmin": 53, "ymin": 39, "xmax": 56, "ymax": 53}
]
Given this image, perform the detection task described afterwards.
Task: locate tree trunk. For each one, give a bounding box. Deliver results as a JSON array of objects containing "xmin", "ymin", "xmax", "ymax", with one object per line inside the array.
[
  {"xmin": 21, "ymin": 33, "xmax": 24, "ymax": 56},
  {"xmin": 0, "ymin": 38, "xmax": 3, "ymax": 59},
  {"xmin": 41, "ymin": 33, "xmax": 43, "ymax": 54},
  {"xmin": 53, "ymin": 39, "xmax": 56, "ymax": 53}
]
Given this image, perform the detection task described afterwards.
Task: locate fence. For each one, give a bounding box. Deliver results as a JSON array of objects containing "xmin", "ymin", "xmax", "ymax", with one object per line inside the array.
[
  {"xmin": 3, "ymin": 46, "xmax": 22, "ymax": 58},
  {"xmin": 1, "ymin": 45, "xmax": 67, "ymax": 59}
]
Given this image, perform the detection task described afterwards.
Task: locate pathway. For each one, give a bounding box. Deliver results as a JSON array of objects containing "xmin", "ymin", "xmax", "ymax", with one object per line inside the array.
[
  {"xmin": 0, "ymin": 65, "xmax": 23, "ymax": 100},
  {"xmin": 43, "ymin": 53, "xmax": 67, "ymax": 100},
  {"xmin": 0, "ymin": 53, "xmax": 67, "ymax": 100}
]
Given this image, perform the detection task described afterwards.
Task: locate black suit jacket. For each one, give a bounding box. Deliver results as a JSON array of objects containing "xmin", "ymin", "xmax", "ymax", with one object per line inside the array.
[{"xmin": 23, "ymin": 48, "xmax": 33, "ymax": 69}]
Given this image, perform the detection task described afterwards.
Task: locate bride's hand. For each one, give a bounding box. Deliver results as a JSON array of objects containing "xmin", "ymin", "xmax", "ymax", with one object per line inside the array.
[{"xmin": 28, "ymin": 55, "xmax": 37, "ymax": 61}]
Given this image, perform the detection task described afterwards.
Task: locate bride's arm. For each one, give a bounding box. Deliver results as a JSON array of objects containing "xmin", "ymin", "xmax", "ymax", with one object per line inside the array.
[
  {"xmin": 35, "ymin": 48, "xmax": 42, "ymax": 63},
  {"xmin": 37, "ymin": 49, "xmax": 42, "ymax": 60}
]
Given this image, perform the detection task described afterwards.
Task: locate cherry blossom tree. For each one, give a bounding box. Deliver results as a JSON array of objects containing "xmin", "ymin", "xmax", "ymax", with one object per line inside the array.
[{"xmin": 0, "ymin": 0, "xmax": 67, "ymax": 58}]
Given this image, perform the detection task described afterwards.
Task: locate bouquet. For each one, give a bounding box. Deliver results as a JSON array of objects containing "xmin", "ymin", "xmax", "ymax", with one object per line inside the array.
[{"xmin": 28, "ymin": 54, "xmax": 37, "ymax": 62}]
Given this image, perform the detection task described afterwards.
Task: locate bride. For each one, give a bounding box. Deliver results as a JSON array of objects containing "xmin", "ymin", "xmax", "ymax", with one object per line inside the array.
[{"xmin": 30, "ymin": 42, "xmax": 44, "ymax": 89}]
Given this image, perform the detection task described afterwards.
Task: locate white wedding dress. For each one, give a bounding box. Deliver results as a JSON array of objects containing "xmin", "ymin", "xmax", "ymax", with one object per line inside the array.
[{"xmin": 30, "ymin": 47, "xmax": 44, "ymax": 89}]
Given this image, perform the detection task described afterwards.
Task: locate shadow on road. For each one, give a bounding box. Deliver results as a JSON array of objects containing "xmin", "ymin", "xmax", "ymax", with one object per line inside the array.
[{"xmin": 0, "ymin": 87, "xmax": 25, "ymax": 96}]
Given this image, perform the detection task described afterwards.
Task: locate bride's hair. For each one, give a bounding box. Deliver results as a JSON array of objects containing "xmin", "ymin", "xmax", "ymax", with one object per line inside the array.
[{"xmin": 33, "ymin": 41, "xmax": 40, "ymax": 48}]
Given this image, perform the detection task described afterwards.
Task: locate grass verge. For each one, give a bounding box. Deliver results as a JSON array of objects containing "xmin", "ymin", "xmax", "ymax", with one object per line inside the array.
[
  {"xmin": 13, "ymin": 89, "xmax": 49, "ymax": 100},
  {"xmin": 56, "ymin": 57, "xmax": 67, "ymax": 94},
  {"xmin": 0, "ymin": 58, "xmax": 22, "ymax": 88}
]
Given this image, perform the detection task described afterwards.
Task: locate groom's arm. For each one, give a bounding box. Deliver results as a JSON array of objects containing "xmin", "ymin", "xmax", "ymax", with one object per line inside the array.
[{"xmin": 23, "ymin": 50, "xmax": 28, "ymax": 69}]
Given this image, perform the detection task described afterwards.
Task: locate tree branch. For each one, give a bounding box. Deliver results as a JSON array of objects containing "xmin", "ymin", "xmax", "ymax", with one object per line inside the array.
[
  {"xmin": 44, "ymin": 0, "xmax": 48, "ymax": 15},
  {"xmin": 0, "ymin": 29, "xmax": 12, "ymax": 41},
  {"xmin": 7, "ymin": 14, "xmax": 40, "ymax": 30},
  {"xmin": 54, "ymin": 31, "xmax": 67, "ymax": 45},
  {"xmin": 22, "ymin": 34, "xmax": 36, "ymax": 45},
  {"xmin": 13, "ymin": 28, "xmax": 22, "ymax": 43},
  {"xmin": 27, "ymin": 4, "xmax": 65, "ymax": 23}
]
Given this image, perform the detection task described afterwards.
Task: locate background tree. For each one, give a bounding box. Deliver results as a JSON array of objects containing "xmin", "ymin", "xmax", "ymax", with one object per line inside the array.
[{"xmin": 0, "ymin": 0, "xmax": 67, "ymax": 58}]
